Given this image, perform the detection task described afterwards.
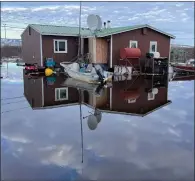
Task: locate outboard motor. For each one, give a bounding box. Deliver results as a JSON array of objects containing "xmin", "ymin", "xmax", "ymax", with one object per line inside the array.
[{"xmin": 92, "ymin": 64, "xmax": 105, "ymax": 84}]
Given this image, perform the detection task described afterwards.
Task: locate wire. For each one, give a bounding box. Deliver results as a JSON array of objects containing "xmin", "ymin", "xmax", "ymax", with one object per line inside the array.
[
  {"xmin": 1, "ymin": 100, "xmax": 26, "ymax": 105},
  {"xmin": 1, "ymin": 106, "xmax": 30, "ymax": 114},
  {"xmin": 1, "ymin": 96, "xmax": 24, "ymax": 100}
]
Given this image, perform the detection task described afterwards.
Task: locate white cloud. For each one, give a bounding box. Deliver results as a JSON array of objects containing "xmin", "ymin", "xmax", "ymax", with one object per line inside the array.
[
  {"xmin": 2, "ymin": 134, "xmax": 31, "ymax": 144},
  {"xmin": 168, "ymin": 127, "xmax": 181, "ymax": 137},
  {"xmin": 155, "ymin": 18, "xmax": 175, "ymax": 22},
  {"xmin": 1, "ymin": 7, "xmax": 28, "ymax": 12},
  {"xmin": 128, "ymin": 16, "xmax": 139, "ymax": 21},
  {"xmin": 176, "ymin": 3, "xmax": 184, "ymax": 7},
  {"xmin": 182, "ymin": 17, "xmax": 190, "ymax": 22},
  {"xmin": 40, "ymin": 144, "xmax": 81, "ymax": 170},
  {"xmin": 1, "ymin": 2, "xmax": 194, "ymax": 46}
]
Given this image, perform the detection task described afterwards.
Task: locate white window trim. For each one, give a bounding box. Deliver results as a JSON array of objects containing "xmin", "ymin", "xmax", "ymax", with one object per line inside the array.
[
  {"xmin": 150, "ymin": 41, "xmax": 157, "ymax": 52},
  {"xmin": 127, "ymin": 98, "xmax": 136, "ymax": 103},
  {"xmin": 55, "ymin": 87, "xmax": 68, "ymax": 101},
  {"xmin": 53, "ymin": 39, "xmax": 68, "ymax": 53},
  {"xmin": 129, "ymin": 40, "xmax": 138, "ymax": 48},
  {"xmin": 148, "ymin": 92, "xmax": 155, "ymax": 101}
]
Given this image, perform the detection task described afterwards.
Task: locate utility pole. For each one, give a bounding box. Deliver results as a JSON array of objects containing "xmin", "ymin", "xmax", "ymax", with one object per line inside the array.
[
  {"xmin": 3, "ymin": 24, "xmax": 8, "ymax": 76},
  {"xmin": 3, "ymin": 24, "xmax": 7, "ymax": 42},
  {"xmin": 78, "ymin": 1, "xmax": 82, "ymax": 58}
]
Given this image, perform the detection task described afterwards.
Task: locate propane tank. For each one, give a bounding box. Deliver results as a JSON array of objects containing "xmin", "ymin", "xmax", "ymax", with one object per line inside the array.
[{"xmin": 120, "ymin": 48, "xmax": 141, "ymax": 59}]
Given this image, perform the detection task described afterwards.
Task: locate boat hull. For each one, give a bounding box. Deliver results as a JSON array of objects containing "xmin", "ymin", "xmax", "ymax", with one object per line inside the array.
[
  {"xmin": 62, "ymin": 78, "xmax": 101, "ymax": 93},
  {"xmin": 66, "ymin": 69, "xmax": 100, "ymax": 84},
  {"xmin": 60, "ymin": 62, "xmax": 100, "ymax": 84},
  {"xmin": 172, "ymin": 64, "xmax": 195, "ymax": 73}
]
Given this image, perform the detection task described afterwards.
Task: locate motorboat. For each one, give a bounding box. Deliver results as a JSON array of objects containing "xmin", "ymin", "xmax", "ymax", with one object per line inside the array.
[
  {"xmin": 60, "ymin": 62, "xmax": 101, "ymax": 84},
  {"xmin": 171, "ymin": 59, "xmax": 195, "ymax": 73},
  {"xmin": 60, "ymin": 62, "xmax": 113, "ymax": 84}
]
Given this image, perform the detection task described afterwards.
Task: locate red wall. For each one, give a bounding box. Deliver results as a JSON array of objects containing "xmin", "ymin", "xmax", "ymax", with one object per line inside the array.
[{"xmin": 112, "ymin": 28, "xmax": 171, "ymax": 66}]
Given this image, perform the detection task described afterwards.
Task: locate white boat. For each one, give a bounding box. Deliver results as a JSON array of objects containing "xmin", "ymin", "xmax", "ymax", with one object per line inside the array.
[
  {"xmin": 60, "ymin": 62, "xmax": 101, "ymax": 84},
  {"xmin": 62, "ymin": 77, "xmax": 100, "ymax": 93}
]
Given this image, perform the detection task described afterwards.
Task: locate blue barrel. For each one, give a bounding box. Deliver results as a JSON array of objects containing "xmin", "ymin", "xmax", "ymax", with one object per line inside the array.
[{"xmin": 45, "ymin": 58, "xmax": 56, "ymax": 67}]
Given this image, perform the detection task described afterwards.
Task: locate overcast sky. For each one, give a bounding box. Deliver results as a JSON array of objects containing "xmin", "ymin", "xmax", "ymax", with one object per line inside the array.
[{"xmin": 1, "ymin": 1, "xmax": 194, "ymax": 45}]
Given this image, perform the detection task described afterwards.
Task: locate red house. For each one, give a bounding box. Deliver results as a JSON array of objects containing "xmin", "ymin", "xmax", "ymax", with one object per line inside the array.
[{"xmin": 21, "ymin": 23, "xmax": 175, "ymax": 68}]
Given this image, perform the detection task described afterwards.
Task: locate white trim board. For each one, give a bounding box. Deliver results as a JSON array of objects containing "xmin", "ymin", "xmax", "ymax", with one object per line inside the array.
[
  {"xmin": 40, "ymin": 34, "xmax": 43, "ymax": 66},
  {"xmin": 129, "ymin": 40, "xmax": 138, "ymax": 48},
  {"xmin": 110, "ymin": 35, "xmax": 113, "ymax": 68},
  {"xmin": 55, "ymin": 87, "xmax": 69, "ymax": 101},
  {"xmin": 149, "ymin": 41, "xmax": 157, "ymax": 52},
  {"xmin": 41, "ymin": 77, "xmax": 44, "ymax": 107}
]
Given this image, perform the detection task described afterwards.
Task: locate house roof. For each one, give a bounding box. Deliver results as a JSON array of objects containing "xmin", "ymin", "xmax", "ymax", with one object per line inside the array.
[
  {"xmin": 83, "ymin": 100, "xmax": 172, "ymax": 117},
  {"xmin": 28, "ymin": 24, "xmax": 175, "ymax": 39}
]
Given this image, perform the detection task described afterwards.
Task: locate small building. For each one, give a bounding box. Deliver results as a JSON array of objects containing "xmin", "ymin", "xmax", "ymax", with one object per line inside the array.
[{"xmin": 21, "ymin": 23, "xmax": 175, "ymax": 68}]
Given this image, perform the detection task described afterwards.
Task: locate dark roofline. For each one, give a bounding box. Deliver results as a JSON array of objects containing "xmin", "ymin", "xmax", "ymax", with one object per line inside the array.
[
  {"xmin": 21, "ymin": 23, "xmax": 175, "ymax": 39},
  {"xmin": 32, "ymin": 103, "xmax": 79, "ymax": 110},
  {"xmin": 83, "ymin": 100, "xmax": 172, "ymax": 117}
]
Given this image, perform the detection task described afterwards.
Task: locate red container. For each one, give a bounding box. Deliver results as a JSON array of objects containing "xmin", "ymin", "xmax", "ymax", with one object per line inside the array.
[{"xmin": 120, "ymin": 48, "xmax": 141, "ymax": 59}]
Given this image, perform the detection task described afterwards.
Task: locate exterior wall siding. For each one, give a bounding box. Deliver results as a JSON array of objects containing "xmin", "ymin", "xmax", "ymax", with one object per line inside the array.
[
  {"xmin": 21, "ymin": 27, "xmax": 41, "ymax": 65},
  {"xmin": 43, "ymin": 75, "xmax": 79, "ymax": 107},
  {"xmin": 85, "ymin": 76, "xmax": 168, "ymax": 115},
  {"xmin": 112, "ymin": 28, "xmax": 171, "ymax": 66},
  {"xmin": 110, "ymin": 78, "xmax": 168, "ymax": 114},
  {"xmin": 42, "ymin": 35, "xmax": 79, "ymax": 66},
  {"xmin": 23, "ymin": 70, "xmax": 43, "ymax": 108}
]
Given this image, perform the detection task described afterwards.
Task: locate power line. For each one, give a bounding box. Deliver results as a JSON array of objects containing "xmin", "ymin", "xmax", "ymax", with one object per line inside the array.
[
  {"xmin": 1, "ymin": 96, "xmax": 24, "ymax": 100},
  {"xmin": 1, "ymin": 100, "xmax": 26, "ymax": 106},
  {"xmin": 5, "ymin": 26, "xmax": 25, "ymax": 30},
  {"xmin": 1, "ymin": 106, "xmax": 30, "ymax": 114}
]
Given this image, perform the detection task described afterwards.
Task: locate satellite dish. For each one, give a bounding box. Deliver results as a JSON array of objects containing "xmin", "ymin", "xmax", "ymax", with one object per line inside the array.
[
  {"xmin": 87, "ymin": 115, "xmax": 98, "ymax": 130},
  {"xmin": 87, "ymin": 14, "xmax": 99, "ymax": 31},
  {"xmin": 94, "ymin": 109, "xmax": 102, "ymax": 123},
  {"xmin": 152, "ymin": 88, "xmax": 158, "ymax": 95},
  {"xmin": 96, "ymin": 15, "xmax": 102, "ymax": 30}
]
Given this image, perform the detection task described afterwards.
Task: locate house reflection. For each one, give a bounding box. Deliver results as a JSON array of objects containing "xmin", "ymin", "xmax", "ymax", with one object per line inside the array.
[
  {"xmin": 23, "ymin": 72, "xmax": 171, "ymax": 117},
  {"xmin": 82, "ymin": 75, "xmax": 171, "ymax": 116},
  {"xmin": 23, "ymin": 73, "xmax": 80, "ymax": 109}
]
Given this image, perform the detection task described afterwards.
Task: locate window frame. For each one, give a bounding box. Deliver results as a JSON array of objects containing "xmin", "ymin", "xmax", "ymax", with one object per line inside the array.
[
  {"xmin": 53, "ymin": 39, "xmax": 68, "ymax": 53},
  {"xmin": 148, "ymin": 92, "xmax": 155, "ymax": 101},
  {"xmin": 149, "ymin": 41, "xmax": 157, "ymax": 52},
  {"xmin": 129, "ymin": 40, "xmax": 138, "ymax": 48},
  {"xmin": 55, "ymin": 87, "xmax": 69, "ymax": 101}
]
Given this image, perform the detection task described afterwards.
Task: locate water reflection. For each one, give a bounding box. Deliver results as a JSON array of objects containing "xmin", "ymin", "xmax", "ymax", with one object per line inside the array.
[
  {"xmin": 1, "ymin": 65, "xmax": 194, "ymax": 181},
  {"xmin": 24, "ymin": 72, "xmax": 171, "ymax": 118}
]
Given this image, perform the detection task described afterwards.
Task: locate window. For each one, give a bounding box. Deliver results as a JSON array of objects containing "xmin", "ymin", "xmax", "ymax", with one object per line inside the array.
[
  {"xmin": 54, "ymin": 39, "xmax": 68, "ymax": 53},
  {"xmin": 127, "ymin": 98, "xmax": 136, "ymax": 103},
  {"xmin": 55, "ymin": 87, "xmax": 68, "ymax": 101},
  {"xmin": 129, "ymin": 40, "xmax": 138, "ymax": 48},
  {"xmin": 150, "ymin": 41, "xmax": 157, "ymax": 52},
  {"xmin": 148, "ymin": 92, "xmax": 155, "ymax": 101}
]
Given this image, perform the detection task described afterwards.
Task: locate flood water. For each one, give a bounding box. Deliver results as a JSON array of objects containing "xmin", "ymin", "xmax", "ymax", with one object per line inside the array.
[{"xmin": 1, "ymin": 63, "xmax": 194, "ymax": 181}]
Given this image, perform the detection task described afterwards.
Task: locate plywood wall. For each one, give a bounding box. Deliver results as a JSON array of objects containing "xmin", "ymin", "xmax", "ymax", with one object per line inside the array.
[
  {"xmin": 96, "ymin": 38, "xmax": 108, "ymax": 64},
  {"xmin": 88, "ymin": 37, "xmax": 109, "ymax": 64}
]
